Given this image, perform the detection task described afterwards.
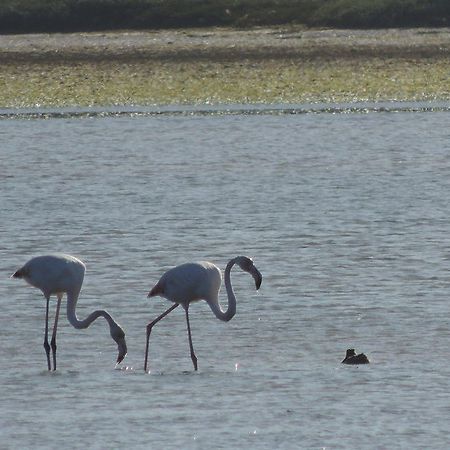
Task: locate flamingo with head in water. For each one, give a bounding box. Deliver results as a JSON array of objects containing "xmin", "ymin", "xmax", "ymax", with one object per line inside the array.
[
  {"xmin": 12, "ymin": 253, "xmax": 127, "ymax": 370},
  {"xmin": 145, "ymin": 255, "xmax": 262, "ymax": 372}
]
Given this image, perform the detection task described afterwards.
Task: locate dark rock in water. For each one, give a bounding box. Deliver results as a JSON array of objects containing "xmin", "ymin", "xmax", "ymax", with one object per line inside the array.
[{"xmin": 341, "ymin": 348, "xmax": 370, "ymax": 365}]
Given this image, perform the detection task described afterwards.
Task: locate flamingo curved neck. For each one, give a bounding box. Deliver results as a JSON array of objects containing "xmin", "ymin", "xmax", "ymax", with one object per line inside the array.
[
  {"xmin": 209, "ymin": 259, "xmax": 237, "ymax": 322},
  {"xmin": 66, "ymin": 291, "xmax": 115, "ymax": 330}
]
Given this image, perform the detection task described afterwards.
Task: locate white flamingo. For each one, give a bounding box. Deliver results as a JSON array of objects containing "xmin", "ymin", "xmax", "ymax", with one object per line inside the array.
[
  {"xmin": 145, "ymin": 255, "xmax": 262, "ymax": 372},
  {"xmin": 12, "ymin": 253, "xmax": 127, "ymax": 370}
]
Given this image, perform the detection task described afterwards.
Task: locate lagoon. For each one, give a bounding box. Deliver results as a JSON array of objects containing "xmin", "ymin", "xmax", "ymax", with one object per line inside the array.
[{"xmin": 2, "ymin": 103, "xmax": 450, "ymax": 449}]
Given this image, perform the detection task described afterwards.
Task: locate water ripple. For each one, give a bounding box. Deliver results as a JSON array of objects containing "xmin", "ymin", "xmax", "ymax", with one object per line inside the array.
[{"xmin": 1, "ymin": 100, "xmax": 449, "ymax": 120}]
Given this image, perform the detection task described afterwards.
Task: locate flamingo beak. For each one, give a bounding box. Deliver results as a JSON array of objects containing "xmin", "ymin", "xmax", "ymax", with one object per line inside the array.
[
  {"xmin": 251, "ymin": 267, "xmax": 262, "ymax": 290},
  {"xmin": 116, "ymin": 339, "xmax": 128, "ymax": 364}
]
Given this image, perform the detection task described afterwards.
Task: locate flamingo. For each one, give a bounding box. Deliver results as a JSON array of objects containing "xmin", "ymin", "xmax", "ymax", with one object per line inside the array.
[
  {"xmin": 145, "ymin": 255, "xmax": 262, "ymax": 372},
  {"xmin": 11, "ymin": 253, "xmax": 127, "ymax": 370}
]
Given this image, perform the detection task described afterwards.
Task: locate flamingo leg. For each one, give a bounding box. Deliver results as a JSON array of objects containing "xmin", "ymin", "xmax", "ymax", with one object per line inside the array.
[
  {"xmin": 50, "ymin": 295, "xmax": 62, "ymax": 371},
  {"xmin": 43, "ymin": 297, "xmax": 51, "ymax": 371},
  {"xmin": 185, "ymin": 306, "xmax": 198, "ymax": 371},
  {"xmin": 144, "ymin": 303, "xmax": 179, "ymax": 372}
]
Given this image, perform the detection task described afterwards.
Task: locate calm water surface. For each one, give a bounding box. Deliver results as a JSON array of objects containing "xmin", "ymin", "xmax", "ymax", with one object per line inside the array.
[{"xmin": 1, "ymin": 105, "xmax": 450, "ymax": 449}]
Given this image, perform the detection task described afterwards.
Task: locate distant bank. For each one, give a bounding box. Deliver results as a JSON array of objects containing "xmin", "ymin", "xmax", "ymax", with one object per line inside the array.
[
  {"xmin": 1, "ymin": 28, "xmax": 449, "ymax": 107},
  {"xmin": 1, "ymin": 0, "xmax": 449, "ymax": 34}
]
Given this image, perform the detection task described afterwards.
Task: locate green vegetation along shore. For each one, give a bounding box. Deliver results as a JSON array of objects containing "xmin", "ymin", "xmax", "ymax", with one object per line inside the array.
[
  {"xmin": 0, "ymin": 0, "xmax": 449, "ymax": 34},
  {"xmin": 0, "ymin": 27, "xmax": 449, "ymax": 108}
]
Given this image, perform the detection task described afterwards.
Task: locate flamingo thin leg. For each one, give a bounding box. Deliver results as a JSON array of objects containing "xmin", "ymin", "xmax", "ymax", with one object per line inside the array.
[
  {"xmin": 43, "ymin": 297, "xmax": 51, "ymax": 371},
  {"xmin": 185, "ymin": 307, "xmax": 198, "ymax": 371},
  {"xmin": 144, "ymin": 303, "xmax": 179, "ymax": 372},
  {"xmin": 50, "ymin": 296, "xmax": 62, "ymax": 371}
]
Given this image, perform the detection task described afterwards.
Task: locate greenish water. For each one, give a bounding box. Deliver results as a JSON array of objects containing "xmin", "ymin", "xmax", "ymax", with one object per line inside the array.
[{"xmin": 2, "ymin": 102, "xmax": 450, "ymax": 448}]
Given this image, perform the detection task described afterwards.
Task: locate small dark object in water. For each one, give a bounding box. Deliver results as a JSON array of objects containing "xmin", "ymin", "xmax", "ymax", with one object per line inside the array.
[{"xmin": 341, "ymin": 349, "xmax": 370, "ymax": 365}]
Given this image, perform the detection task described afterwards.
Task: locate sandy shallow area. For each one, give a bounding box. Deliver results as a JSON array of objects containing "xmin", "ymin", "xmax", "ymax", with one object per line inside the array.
[
  {"xmin": 0, "ymin": 27, "xmax": 449, "ymax": 107},
  {"xmin": 2, "ymin": 27, "xmax": 450, "ymax": 61}
]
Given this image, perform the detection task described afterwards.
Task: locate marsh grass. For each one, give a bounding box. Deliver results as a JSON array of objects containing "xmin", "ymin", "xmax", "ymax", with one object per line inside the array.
[
  {"xmin": 0, "ymin": 0, "xmax": 449, "ymax": 33},
  {"xmin": 1, "ymin": 26, "xmax": 449, "ymax": 108},
  {"xmin": 1, "ymin": 56, "xmax": 449, "ymax": 108}
]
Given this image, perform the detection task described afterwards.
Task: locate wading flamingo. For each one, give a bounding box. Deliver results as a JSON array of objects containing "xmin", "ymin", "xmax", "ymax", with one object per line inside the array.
[
  {"xmin": 145, "ymin": 255, "xmax": 262, "ymax": 372},
  {"xmin": 12, "ymin": 253, "xmax": 127, "ymax": 370}
]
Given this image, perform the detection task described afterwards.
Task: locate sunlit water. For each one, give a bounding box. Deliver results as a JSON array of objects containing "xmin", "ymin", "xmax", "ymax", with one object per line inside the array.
[{"xmin": 1, "ymin": 103, "xmax": 450, "ymax": 449}]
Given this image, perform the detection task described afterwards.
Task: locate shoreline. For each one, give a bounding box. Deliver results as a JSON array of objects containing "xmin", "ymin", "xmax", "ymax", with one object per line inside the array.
[
  {"xmin": 1, "ymin": 27, "xmax": 450, "ymax": 107},
  {"xmin": 2, "ymin": 27, "xmax": 450, "ymax": 61}
]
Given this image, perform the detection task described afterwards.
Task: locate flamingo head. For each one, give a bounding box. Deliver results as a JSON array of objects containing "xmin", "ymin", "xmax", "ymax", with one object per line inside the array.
[
  {"xmin": 111, "ymin": 324, "xmax": 127, "ymax": 364},
  {"xmin": 234, "ymin": 256, "xmax": 262, "ymax": 290}
]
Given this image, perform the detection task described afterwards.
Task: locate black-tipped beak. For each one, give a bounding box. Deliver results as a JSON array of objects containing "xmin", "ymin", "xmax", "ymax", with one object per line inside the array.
[
  {"xmin": 251, "ymin": 267, "xmax": 262, "ymax": 290},
  {"xmin": 116, "ymin": 339, "xmax": 127, "ymax": 364},
  {"xmin": 11, "ymin": 269, "xmax": 23, "ymax": 279}
]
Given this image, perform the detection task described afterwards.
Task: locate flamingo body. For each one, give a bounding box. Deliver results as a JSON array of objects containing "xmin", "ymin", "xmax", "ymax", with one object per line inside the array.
[
  {"xmin": 145, "ymin": 256, "xmax": 262, "ymax": 371},
  {"xmin": 15, "ymin": 253, "xmax": 85, "ymax": 299},
  {"xmin": 12, "ymin": 253, "xmax": 127, "ymax": 370},
  {"xmin": 150, "ymin": 261, "xmax": 221, "ymax": 308}
]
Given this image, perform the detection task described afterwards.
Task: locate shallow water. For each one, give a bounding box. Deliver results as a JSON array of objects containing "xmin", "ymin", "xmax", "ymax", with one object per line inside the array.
[{"xmin": 2, "ymin": 103, "xmax": 450, "ymax": 449}]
